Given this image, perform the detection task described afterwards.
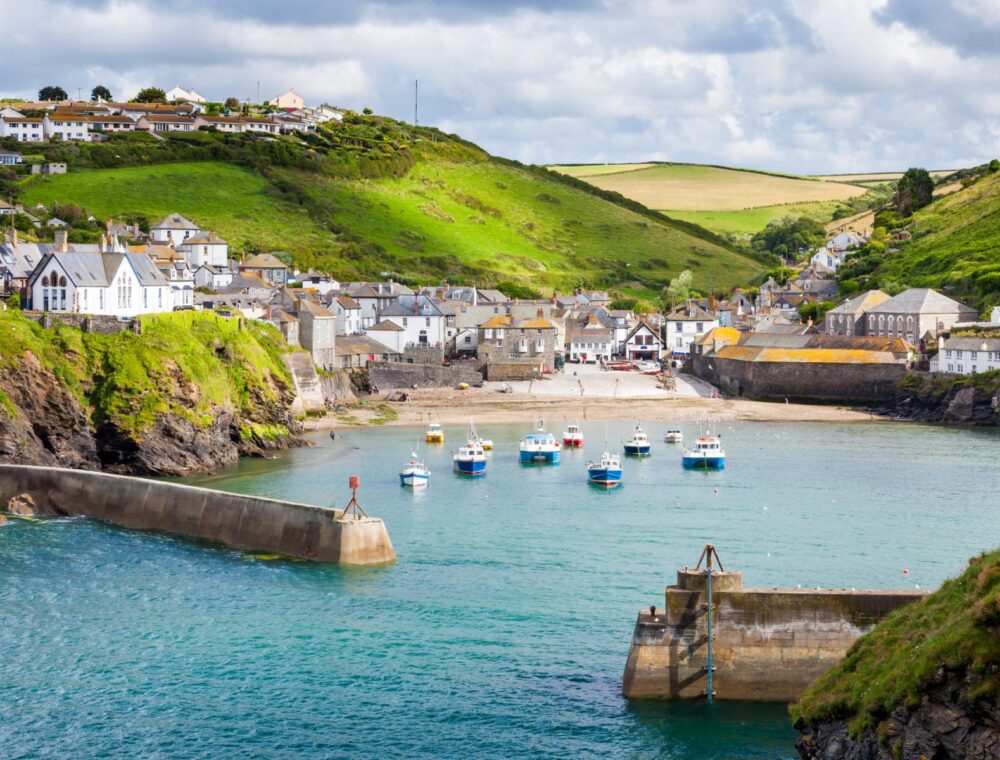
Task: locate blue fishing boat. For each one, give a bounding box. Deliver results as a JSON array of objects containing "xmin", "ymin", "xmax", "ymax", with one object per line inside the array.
[
  {"xmin": 587, "ymin": 451, "xmax": 622, "ymax": 487},
  {"xmin": 623, "ymin": 423, "xmax": 651, "ymax": 456},
  {"xmin": 682, "ymin": 434, "xmax": 726, "ymax": 469},
  {"xmin": 453, "ymin": 424, "xmax": 488, "ymax": 476},
  {"xmin": 399, "ymin": 452, "xmax": 431, "ymax": 488},
  {"xmin": 520, "ymin": 421, "xmax": 561, "ymax": 464}
]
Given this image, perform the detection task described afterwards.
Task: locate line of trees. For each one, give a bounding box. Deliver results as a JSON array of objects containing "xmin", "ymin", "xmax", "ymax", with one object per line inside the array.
[{"xmin": 37, "ymin": 85, "xmax": 114, "ymax": 101}]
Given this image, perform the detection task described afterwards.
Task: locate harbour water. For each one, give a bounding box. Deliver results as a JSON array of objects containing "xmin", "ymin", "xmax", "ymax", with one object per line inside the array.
[{"xmin": 3, "ymin": 420, "xmax": 1000, "ymax": 758}]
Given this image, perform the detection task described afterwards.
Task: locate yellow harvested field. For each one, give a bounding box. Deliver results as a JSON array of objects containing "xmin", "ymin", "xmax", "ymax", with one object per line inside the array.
[
  {"xmin": 933, "ymin": 181, "xmax": 963, "ymax": 197},
  {"xmin": 814, "ymin": 170, "xmax": 955, "ymax": 182},
  {"xmin": 558, "ymin": 163, "xmax": 866, "ymax": 211},
  {"xmin": 549, "ymin": 163, "xmax": 656, "ymax": 177},
  {"xmin": 826, "ymin": 209, "xmax": 874, "ymax": 236}
]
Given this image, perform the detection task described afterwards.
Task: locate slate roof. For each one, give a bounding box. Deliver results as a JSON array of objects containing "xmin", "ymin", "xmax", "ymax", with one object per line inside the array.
[
  {"xmin": 867, "ymin": 288, "xmax": 977, "ymax": 316},
  {"xmin": 367, "ymin": 320, "xmax": 404, "ymax": 331},
  {"xmin": 152, "ymin": 213, "xmax": 199, "ymax": 231},
  {"xmin": 296, "ymin": 299, "xmax": 335, "ymax": 318},
  {"xmin": 182, "ymin": 231, "xmax": 227, "ymax": 245},
  {"xmin": 243, "ymin": 253, "xmax": 289, "ymax": 270},
  {"xmin": 27, "ymin": 250, "xmax": 169, "ymax": 288},
  {"xmin": 827, "ymin": 290, "xmax": 890, "ymax": 316},
  {"xmin": 378, "ymin": 294, "xmax": 443, "ymax": 318},
  {"xmin": 336, "ymin": 335, "xmax": 397, "ymax": 356},
  {"xmin": 939, "ymin": 336, "xmax": 1000, "ymax": 351}
]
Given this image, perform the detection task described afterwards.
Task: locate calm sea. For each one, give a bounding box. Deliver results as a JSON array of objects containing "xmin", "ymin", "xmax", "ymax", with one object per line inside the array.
[{"xmin": 3, "ymin": 420, "xmax": 1000, "ymax": 759}]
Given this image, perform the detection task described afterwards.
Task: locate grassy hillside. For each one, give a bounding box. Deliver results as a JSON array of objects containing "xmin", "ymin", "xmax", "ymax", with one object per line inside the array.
[
  {"xmin": 792, "ymin": 546, "xmax": 1000, "ymax": 739},
  {"xmin": 549, "ymin": 163, "xmax": 867, "ymax": 238},
  {"xmin": 849, "ymin": 171, "xmax": 1000, "ymax": 309},
  {"xmin": 15, "ymin": 121, "xmax": 766, "ymax": 296},
  {"xmin": 22, "ymin": 162, "xmax": 335, "ymax": 255},
  {"xmin": 0, "ymin": 310, "xmax": 292, "ymax": 437}
]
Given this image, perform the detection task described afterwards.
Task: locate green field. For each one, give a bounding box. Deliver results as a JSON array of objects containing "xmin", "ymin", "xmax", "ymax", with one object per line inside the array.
[
  {"xmin": 665, "ymin": 201, "xmax": 845, "ymax": 236},
  {"xmin": 548, "ymin": 163, "xmax": 656, "ymax": 177},
  {"xmin": 20, "ymin": 154, "xmax": 764, "ymax": 295},
  {"xmin": 21, "ymin": 162, "xmax": 336, "ymax": 257}
]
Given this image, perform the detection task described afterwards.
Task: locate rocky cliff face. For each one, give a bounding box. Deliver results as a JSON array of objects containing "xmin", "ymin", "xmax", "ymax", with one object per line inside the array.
[
  {"xmin": 796, "ymin": 669, "xmax": 1000, "ymax": 760},
  {"xmin": 1, "ymin": 349, "xmax": 302, "ymax": 477},
  {"xmin": 888, "ymin": 373, "xmax": 1000, "ymax": 425},
  {"xmin": 0, "ymin": 354, "xmax": 100, "ymax": 470}
]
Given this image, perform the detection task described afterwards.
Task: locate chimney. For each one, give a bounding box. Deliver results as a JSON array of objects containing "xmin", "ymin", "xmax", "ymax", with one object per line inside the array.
[
  {"xmin": 10, "ymin": 228, "xmax": 17, "ymax": 246},
  {"xmin": 537, "ymin": 307, "xmax": 544, "ymax": 319},
  {"xmin": 98, "ymin": 234, "xmax": 107, "ymax": 253},
  {"xmin": 55, "ymin": 229, "xmax": 68, "ymax": 252}
]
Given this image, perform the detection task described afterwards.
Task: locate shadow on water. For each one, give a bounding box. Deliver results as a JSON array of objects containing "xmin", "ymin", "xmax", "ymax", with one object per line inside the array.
[{"xmin": 625, "ymin": 699, "xmax": 798, "ymax": 759}]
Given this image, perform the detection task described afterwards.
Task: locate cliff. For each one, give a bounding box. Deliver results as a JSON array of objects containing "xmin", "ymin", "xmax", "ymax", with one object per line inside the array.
[
  {"xmin": 891, "ymin": 371, "xmax": 1000, "ymax": 425},
  {"xmin": 0, "ymin": 310, "xmax": 301, "ymax": 476},
  {"xmin": 792, "ymin": 548, "xmax": 1000, "ymax": 759}
]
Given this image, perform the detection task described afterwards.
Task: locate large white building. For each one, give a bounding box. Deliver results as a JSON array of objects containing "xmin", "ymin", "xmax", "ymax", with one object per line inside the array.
[
  {"xmin": 664, "ymin": 302, "xmax": 719, "ymax": 358},
  {"xmin": 27, "ymin": 245, "xmax": 173, "ymax": 317},
  {"xmin": 178, "ymin": 231, "xmax": 228, "ymax": 267},
  {"xmin": 865, "ymin": 288, "xmax": 978, "ymax": 344},
  {"xmin": 374, "ymin": 294, "xmax": 447, "ymax": 347},
  {"xmin": 150, "ymin": 213, "xmax": 201, "ymax": 246}
]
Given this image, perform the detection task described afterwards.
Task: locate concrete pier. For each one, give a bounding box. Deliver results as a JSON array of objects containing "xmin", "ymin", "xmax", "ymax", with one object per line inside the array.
[
  {"xmin": 622, "ymin": 563, "xmax": 925, "ymax": 702},
  {"xmin": 0, "ymin": 464, "xmax": 396, "ymax": 566}
]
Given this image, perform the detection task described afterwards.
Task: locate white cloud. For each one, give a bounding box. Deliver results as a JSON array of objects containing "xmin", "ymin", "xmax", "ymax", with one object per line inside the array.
[{"xmin": 0, "ymin": 0, "xmax": 997, "ymax": 172}]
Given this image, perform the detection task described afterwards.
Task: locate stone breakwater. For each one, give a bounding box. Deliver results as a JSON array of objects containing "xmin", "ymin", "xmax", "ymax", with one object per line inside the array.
[
  {"xmin": 0, "ymin": 464, "xmax": 396, "ymax": 565},
  {"xmin": 622, "ymin": 566, "xmax": 925, "ymax": 702}
]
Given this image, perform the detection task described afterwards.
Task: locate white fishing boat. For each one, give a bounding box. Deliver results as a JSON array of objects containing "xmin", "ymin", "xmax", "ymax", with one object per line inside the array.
[
  {"xmin": 664, "ymin": 429, "xmax": 683, "ymax": 443},
  {"xmin": 520, "ymin": 420, "xmax": 561, "ymax": 464},
  {"xmin": 623, "ymin": 422, "xmax": 651, "ymax": 456},
  {"xmin": 454, "ymin": 423, "xmax": 488, "ymax": 476},
  {"xmin": 399, "ymin": 452, "xmax": 431, "ymax": 488},
  {"xmin": 682, "ymin": 433, "xmax": 726, "ymax": 469},
  {"xmin": 562, "ymin": 424, "xmax": 584, "ymax": 448},
  {"xmin": 587, "ymin": 450, "xmax": 622, "ymax": 487}
]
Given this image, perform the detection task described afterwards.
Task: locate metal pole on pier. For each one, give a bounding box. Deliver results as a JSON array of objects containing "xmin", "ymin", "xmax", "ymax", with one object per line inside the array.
[{"xmin": 695, "ymin": 543, "xmax": 723, "ymax": 702}]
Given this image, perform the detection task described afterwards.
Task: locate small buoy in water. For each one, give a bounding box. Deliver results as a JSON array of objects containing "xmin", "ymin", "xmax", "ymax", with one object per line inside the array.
[
  {"xmin": 762, "ymin": 506, "xmax": 768, "ymax": 511},
  {"xmin": 766, "ymin": 552, "xmax": 771, "ymax": 558},
  {"xmin": 903, "ymin": 568, "xmax": 909, "ymax": 576},
  {"xmin": 915, "ymin": 584, "xmax": 920, "ymax": 589},
  {"xmin": 713, "ymin": 488, "xmax": 719, "ymax": 494},
  {"xmin": 674, "ymin": 500, "xmax": 681, "ymax": 508}
]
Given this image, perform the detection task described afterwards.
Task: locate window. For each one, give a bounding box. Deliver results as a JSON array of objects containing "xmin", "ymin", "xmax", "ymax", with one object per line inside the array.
[
  {"xmin": 464, "ymin": 335, "xmax": 472, "ymax": 344},
  {"xmin": 955, "ymin": 350, "xmax": 963, "ymax": 359},
  {"xmin": 696, "ymin": 323, "xmax": 703, "ymax": 332},
  {"xmin": 946, "ymin": 350, "xmax": 952, "ymax": 358},
  {"xmin": 425, "ymin": 317, "xmax": 431, "ymax": 327},
  {"xmin": 535, "ymin": 339, "xmax": 544, "ymax": 351},
  {"xmin": 402, "ymin": 317, "xmax": 408, "ymax": 326}
]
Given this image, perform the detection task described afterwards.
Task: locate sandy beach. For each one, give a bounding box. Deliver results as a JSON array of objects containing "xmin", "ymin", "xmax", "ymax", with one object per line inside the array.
[{"xmin": 304, "ymin": 366, "xmax": 876, "ymax": 429}]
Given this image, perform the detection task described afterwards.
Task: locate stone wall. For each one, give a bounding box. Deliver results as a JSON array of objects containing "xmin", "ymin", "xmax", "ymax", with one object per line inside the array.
[
  {"xmin": 368, "ymin": 361, "xmax": 483, "ymax": 389},
  {"xmin": 402, "ymin": 345, "xmax": 445, "ymax": 365},
  {"xmin": 484, "ymin": 359, "xmax": 545, "ymax": 381},
  {"xmin": 0, "ymin": 464, "xmax": 395, "ymax": 566},
  {"xmin": 20, "ymin": 311, "xmax": 139, "ymax": 334},
  {"xmin": 692, "ymin": 354, "xmax": 906, "ymax": 402},
  {"xmin": 622, "ymin": 568, "xmax": 924, "ymax": 702}
]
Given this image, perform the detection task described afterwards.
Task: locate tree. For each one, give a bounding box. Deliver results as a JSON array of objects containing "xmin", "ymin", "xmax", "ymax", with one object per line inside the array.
[
  {"xmin": 224, "ymin": 97, "xmax": 241, "ymax": 110},
  {"xmin": 132, "ymin": 86, "xmax": 166, "ymax": 103},
  {"xmin": 38, "ymin": 85, "xmax": 68, "ymax": 101},
  {"xmin": 663, "ymin": 269, "xmax": 693, "ymax": 307},
  {"xmin": 895, "ymin": 168, "xmax": 934, "ymax": 218},
  {"xmin": 989, "ymin": 159, "xmax": 1000, "ymax": 173},
  {"xmin": 751, "ymin": 216, "xmax": 826, "ymax": 261},
  {"xmin": 7, "ymin": 293, "xmax": 20, "ymax": 310},
  {"xmin": 799, "ymin": 300, "xmax": 836, "ymax": 324},
  {"xmin": 90, "ymin": 85, "xmax": 112, "ymax": 102}
]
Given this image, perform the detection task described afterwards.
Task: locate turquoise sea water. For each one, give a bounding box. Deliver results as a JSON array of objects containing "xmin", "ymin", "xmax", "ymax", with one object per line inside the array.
[{"xmin": 3, "ymin": 420, "xmax": 1000, "ymax": 759}]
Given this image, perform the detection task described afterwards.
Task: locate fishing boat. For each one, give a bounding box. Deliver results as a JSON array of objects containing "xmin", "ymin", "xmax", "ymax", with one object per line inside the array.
[
  {"xmin": 623, "ymin": 422, "xmax": 651, "ymax": 456},
  {"xmin": 664, "ymin": 429, "xmax": 683, "ymax": 443},
  {"xmin": 682, "ymin": 433, "xmax": 726, "ymax": 469},
  {"xmin": 562, "ymin": 424, "xmax": 584, "ymax": 448},
  {"xmin": 425, "ymin": 422, "xmax": 444, "ymax": 443},
  {"xmin": 453, "ymin": 425, "xmax": 488, "ymax": 476},
  {"xmin": 520, "ymin": 421, "xmax": 561, "ymax": 464},
  {"xmin": 587, "ymin": 450, "xmax": 622, "ymax": 487},
  {"xmin": 399, "ymin": 452, "xmax": 431, "ymax": 488}
]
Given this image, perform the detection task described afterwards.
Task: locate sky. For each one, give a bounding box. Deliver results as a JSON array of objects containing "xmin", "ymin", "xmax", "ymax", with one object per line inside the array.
[{"xmin": 1, "ymin": 0, "xmax": 998, "ymax": 173}]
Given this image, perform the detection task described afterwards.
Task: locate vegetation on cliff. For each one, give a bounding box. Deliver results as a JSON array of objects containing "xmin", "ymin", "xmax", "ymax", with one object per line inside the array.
[
  {"xmin": 791, "ymin": 548, "xmax": 1000, "ymax": 742},
  {"xmin": 0, "ymin": 310, "xmax": 297, "ymax": 473},
  {"xmin": 837, "ymin": 166, "xmax": 1000, "ymax": 310},
  {"xmin": 13, "ymin": 114, "xmax": 765, "ymax": 298}
]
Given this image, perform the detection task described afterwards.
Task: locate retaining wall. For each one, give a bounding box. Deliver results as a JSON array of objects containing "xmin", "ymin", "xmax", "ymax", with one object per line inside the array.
[
  {"xmin": 368, "ymin": 361, "xmax": 482, "ymax": 389},
  {"xmin": 21, "ymin": 311, "xmax": 139, "ymax": 335},
  {"xmin": 692, "ymin": 355, "xmax": 905, "ymax": 402},
  {"xmin": 0, "ymin": 464, "xmax": 395, "ymax": 565},
  {"xmin": 622, "ymin": 568, "xmax": 924, "ymax": 702}
]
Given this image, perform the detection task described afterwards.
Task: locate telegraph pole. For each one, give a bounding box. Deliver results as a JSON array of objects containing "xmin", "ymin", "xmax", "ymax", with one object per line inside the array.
[{"xmin": 414, "ymin": 79, "xmax": 419, "ymax": 126}]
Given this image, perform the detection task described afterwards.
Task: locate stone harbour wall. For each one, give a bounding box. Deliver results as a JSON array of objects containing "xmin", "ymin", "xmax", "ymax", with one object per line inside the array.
[
  {"xmin": 0, "ymin": 464, "xmax": 395, "ymax": 565},
  {"xmin": 622, "ymin": 569, "xmax": 924, "ymax": 702},
  {"xmin": 368, "ymin": 361, "xmax": 482, "ymax": 389}
]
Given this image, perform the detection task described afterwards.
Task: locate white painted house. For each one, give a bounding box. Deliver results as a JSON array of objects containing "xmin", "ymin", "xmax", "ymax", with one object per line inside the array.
[
  {"xmin": 568, "ymin": 329, "xmax": 614, "ymax": 363},
  {"xmin": 272, "ymin": 89, "xmax": 306, "ymax": 110},
  {"xmin": 150, "ymin": 213, "xmax": 201, "ymax": 246},
  {"xmin": 178, "ymin": 231, "xmax": 228, "ymax": 267},
  {"xmin": 376, "ymin": 294, "xmax": 447, "ymax": 347},
  {"xmin": 166, "ymin": 85, "xmax": 207, "ymax": 103},
  {"xmin": 193, "ymin": 264, "xmax": 234, "ymax": 291},
  {"xmin": 329, "ymin": 294, "xmax": 363, "ymax": 335},
  {"xmin": 931, "ymin": 336, "xmax": 1000, "ymax": 375},
  {"xmin": 664, "ymin": 302, "xmax": 719, "ymax": 358},
  {"xmin": 28, "ymin": 248, "xmax": 173, "ymax": 316}
]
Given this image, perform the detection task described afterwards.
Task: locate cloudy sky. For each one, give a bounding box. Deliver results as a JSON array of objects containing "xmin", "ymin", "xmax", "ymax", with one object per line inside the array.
[{"xmin": 2, "ymin": 0, "xmax": 998, "ymax": 172}]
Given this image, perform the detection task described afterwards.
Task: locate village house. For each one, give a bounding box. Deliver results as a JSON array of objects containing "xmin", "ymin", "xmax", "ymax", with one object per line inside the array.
[
  {"xmin": 241, "ymin": 253, "xmax": 290, "ymax": 286},
  {"xmin": 195, "ymin": 293, "xmax": 266, "ymax": 320},
  {"xmin": 365, "ymin": 320, "xmax": 406, "ymax": 353},
  {"xmin": 375, "ymin": 294, "xmax": 447, "ymax": 348},
  {"xmin": 864, "ymin": 288, "xmax": 978, "ymax": 345},
  {"xmin": 665, "ymin": 301, "xmax": 719, "ymax": 358},
  {"xmin": 294, "ymin": 298, "xmax": 337, "ymax": 369},
  {"xmin": 272, "ymin": 89, "xmax": 306, "ymax": 110},
  {"xmin": 222, "ymin": 272, "xmax": 274, "ymax": 300},
  {"xmin": 0, "ymin": 115, "xmax": 45, "ymax": 142},
  {"xmin": 87, "ymin": 114, "xmax": 136, "ymax": 133},
  {"xmin": 300, "ymin": 272, "xmax": 339, "ymax": 296},
  {"xmin": 568, "ymin": 328, "xmax": 614, "ymax": 363},
  {"xmin": 931, "ymin": 336, "xmax": 1000, "ymax": 375},
  {"xmin": 346, "ymin": 281, "xmax": 413, "ymax": 328},
  {"xmin": 0, "ymin": 151, "xmax": 23, "ymax": 165},
  {"xmin": 193, "ymin": 264, "xmax": 234, "ymax": 291},
  {"xmin": 166, "ymin": 85, "xmax": 207, "ymax": 103},
  {"xmin": 135, "ymin": 114, "xmax": 198, "ymax": 133},
  {"xmin": 476, "ymin": 312, "xmax": 558, "ymax": 375},
  {"xmin": 178, "ymin": 231, "xmax": 228, "ymax": 268},
  {"xmin": 151, "ymin": 213, "xmax": 201, "ymax": 246},
  {"xmin": 328, "ymin": 294, "xmax": 363, "ymax": 335}
]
